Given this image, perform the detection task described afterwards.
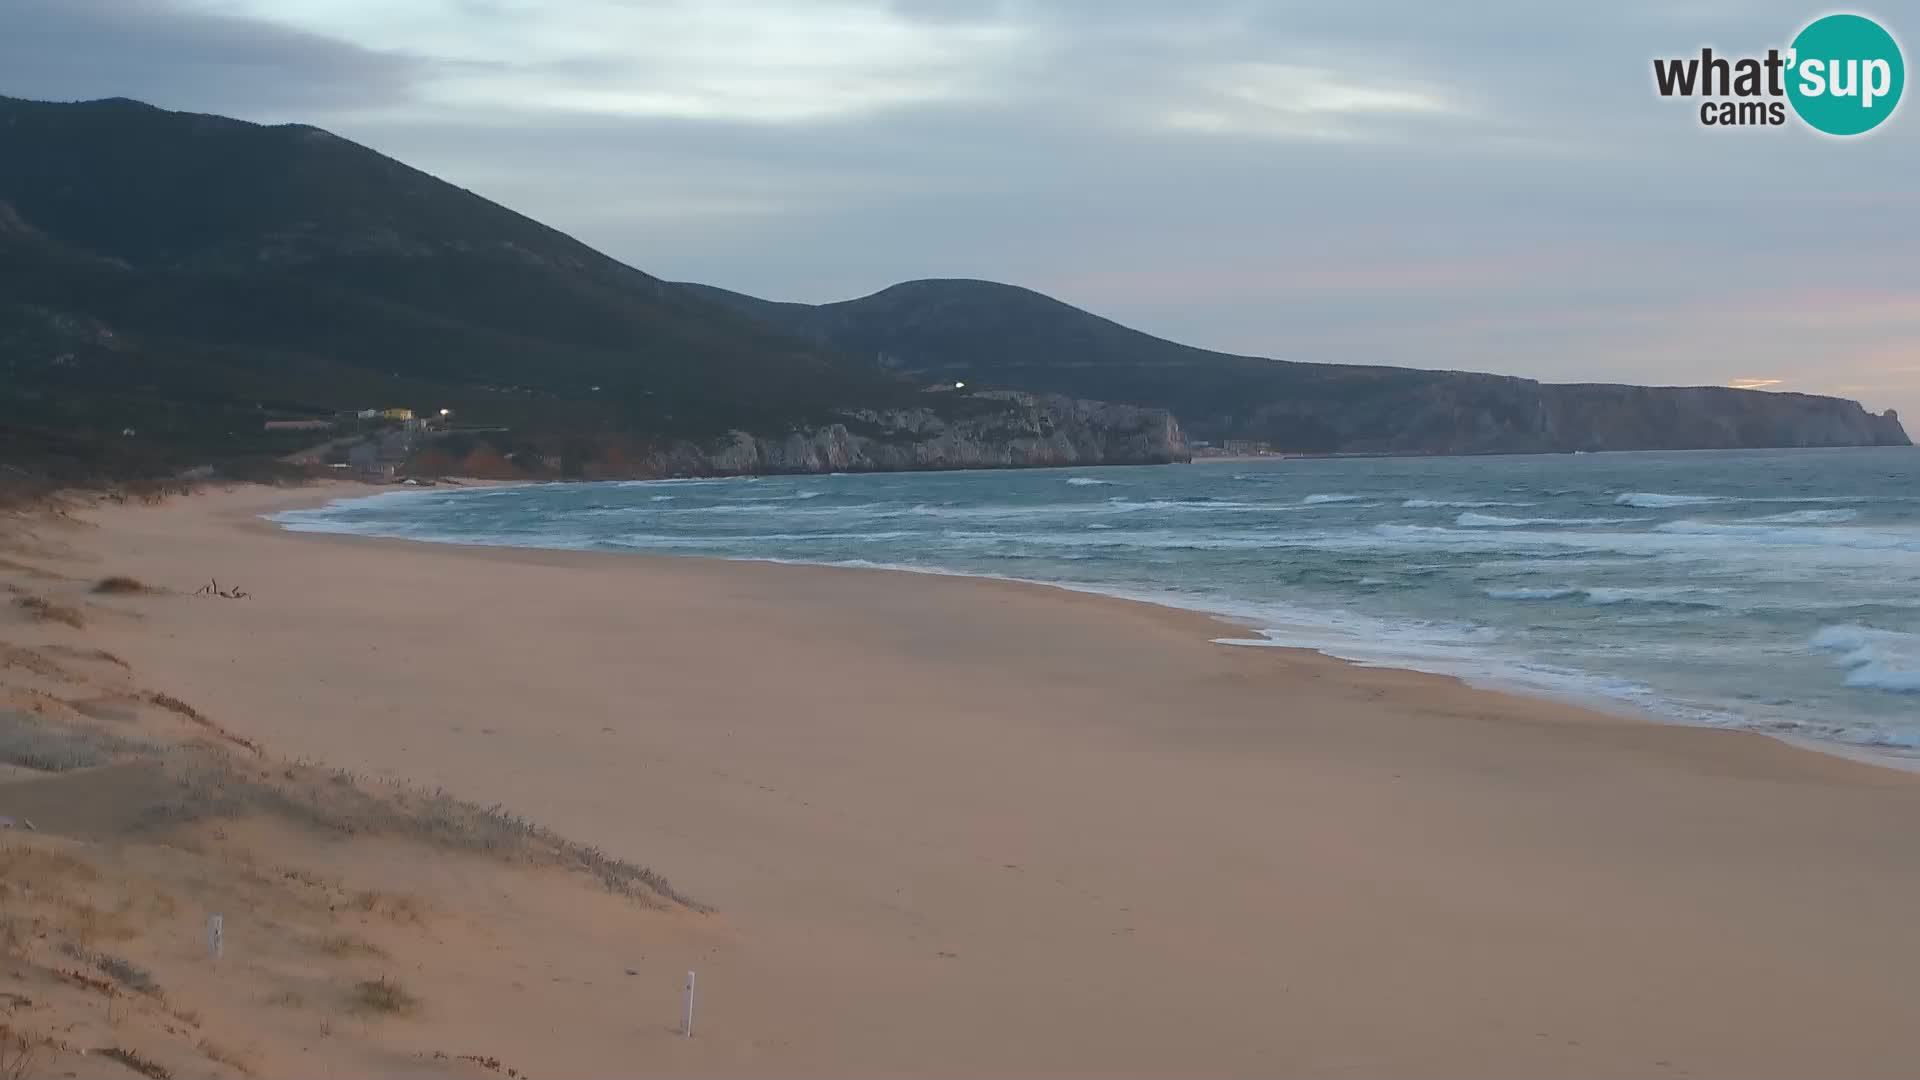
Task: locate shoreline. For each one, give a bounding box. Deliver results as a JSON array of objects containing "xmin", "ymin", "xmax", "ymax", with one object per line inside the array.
[
  {"xmin": 16, "ymin": 480, "xmax": 1920, "ymax": 1075},
  {"xmin": 267, "ymin": 480, "xmax": 1920, "ymax": 777}
]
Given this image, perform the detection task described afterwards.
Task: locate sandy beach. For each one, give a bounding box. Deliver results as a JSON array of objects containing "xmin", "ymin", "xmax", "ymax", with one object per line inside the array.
[{"xmin": 6, "ymin": 481, "xmax": 1920, "ymax": 1077}]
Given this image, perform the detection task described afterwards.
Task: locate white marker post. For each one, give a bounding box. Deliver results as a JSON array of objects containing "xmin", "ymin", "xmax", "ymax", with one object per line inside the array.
[
  {"xmin": 207, "ymin": 914, "xmax": 224, "ymax": 961},
  {"xmin": 683, "ymin": 970, "xmax": 697, "ymax": 1038}
]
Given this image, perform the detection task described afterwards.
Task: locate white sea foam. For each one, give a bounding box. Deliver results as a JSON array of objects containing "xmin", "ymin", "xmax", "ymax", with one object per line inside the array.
[
  {"xmin": 1755, "ymin": 509, "xmax": 1857, "ymax": 524},
  {"xmin": 1302, "ymin": 493, "xmax": 1364, "ymax": 504},
  {"xmin": 1616, "ymin": 491, "xmax": 1899, "ymax": 509},
  {"xmin": 901, "ymin": 499, "xmax": 1273, "ymax": 522},
  {"xmin": 1065, "ymin": 477, "xmax": 1111, "ymax": 486},
  {"xmin": 1654, "ymin": 520, "xmax": 1920, "ymax": 551},
  {"xmin": 1486, "ymin": 586, "xmax": 1580, "ymax": 600},
  {"xmin": 1615, "ymin": 492, "xmax": 1728, "ymax": 508},
  {"xmin": 1403, "ymin": 498, "xmax": 1533, "ymax": 509},
  {"xmin": 1810, "ymin": 625, "xmax": 1920, "ymax": 693},
  {"xmin": 1582, "ymin": 587, "xmax": 1721, "ymax": 608},
  {"xmin": 612, "ymin": 477, "xmax": 739, "ymax": 488},
  {"xmin": 1454, "ymin": 512, "xmax": 1641, "ymax": 528},
  {"xmin": 651, "ymin": 501, "xmax": 885, "ymax": 516},
  {"xmin": 1107, "ymin": 498, "xmax": 1271, "ymax": 512},
  {"xmin": 1484, "ymin": 585, "xmax": 1722, "ymax": 607}
]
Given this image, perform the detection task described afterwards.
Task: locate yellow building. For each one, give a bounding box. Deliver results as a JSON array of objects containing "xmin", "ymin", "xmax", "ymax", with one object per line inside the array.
[{"xmin": 380, "ymin": 408, "xmax": 415, "ymax": 421}]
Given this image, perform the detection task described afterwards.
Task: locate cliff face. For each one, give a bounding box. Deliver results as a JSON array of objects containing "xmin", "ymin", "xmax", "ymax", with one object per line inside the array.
[
  {"xmin": 8, "ymin": 98, "xmax": 1177, "ymax": 473},
  {"xmin": 409, "ymin": 393, "xmax": 1189, "ymax": 479},
  {"xmin": 1534, "ymin": 385, "xmax": 1906, "ymax": 452},
  {"xmin": 686, "ymin": 279, "xmax": 1912, "ymax": 454},
  {"xmin": 1230, "ymin": 373, "xmax": 1911, "ymax": 455}
]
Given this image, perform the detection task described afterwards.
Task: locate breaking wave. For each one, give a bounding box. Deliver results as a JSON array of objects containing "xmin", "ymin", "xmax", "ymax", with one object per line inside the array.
[
  {"xmin": 1615, "ymin": 492, "xmax": 1727, "ymax": 508},
  {"xmin": 1455, "ymin": 512, "xmax": 1642, "ymax": 528},
  {"xmin": 1810, "ymin": 625, "xmax": 1920, "ymax": 693}
]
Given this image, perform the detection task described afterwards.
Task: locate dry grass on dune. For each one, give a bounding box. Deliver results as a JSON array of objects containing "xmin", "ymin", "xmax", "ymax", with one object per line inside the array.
[
  {"xmin": 0, "ymin": 541, "xmax": 700, "ymax": 1079},
  {"xmin": 348, "ymin": 976, "xmax": 422, "ymax": 1018},
  {"xmin": 0, "ymin": 699, "xmax": 696, "ymax": 910},
  {"xmin": 95, "ymin": 1046, "xmax": 173, "ymax": 1079},
  {"xmin": 93, "ymin": 576, "xmax": 157, "ymax": 596},
  {"xmin": 0, "ymin": 595, "xmax": 690, "ymax": 910},
  {"xmin": 11, "ymin": 592, "xmax": 85, "ymax": 630},
  {"xmin": 139, "ymin": 748, "xmax": 701, "ymax": 909},
  {"xmin": 0, "ymin": 710, "xmax": 156, "ymax": 773},
  {"xmin": 57, "ymin": 942, "xmax": 164, "ymax": 997},
  {"xmin": 0, "ymin": 731, "xmax": 699, "ymax": 1077},
  {"xmin": 0, "ymin": 1026, "xmax": 42, "ymax": 1080}
]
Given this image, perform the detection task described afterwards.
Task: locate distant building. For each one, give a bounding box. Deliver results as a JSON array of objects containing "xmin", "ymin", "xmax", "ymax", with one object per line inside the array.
[
  {"xmin": 380, "ymin": 408, "xmax": 415, "ymax": 421},
  {"xmin": 264, "ymin": 419, "xmax": 334, "ymax": 432},
  {"xmin": 357, "ymin": 409, "xmax": 380, "ymax": 420},
  {"xmin": 348, "ymin": 442, "xmax": 397, "ymax": 478}
]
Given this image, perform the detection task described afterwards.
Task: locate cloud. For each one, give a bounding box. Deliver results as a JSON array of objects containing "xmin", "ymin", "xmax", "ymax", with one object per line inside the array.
[
  {"xmin": 0, "ymin": 0, "xmax": 1915, "ymax": 421},
  {"xmin": 1727, "ymin": 378, "xmax": 1785, "ymax": 389},
  {"xmin": 194, "ymin": 0, "xmax": 1033, "ymax": 122},
  {"xmin": 0, "ymin": 0, "xmax": 420, "ymax": 116},
  {"xmin": 1150, "ymin": 63, "xmax": 1465, "ymax": 140}
]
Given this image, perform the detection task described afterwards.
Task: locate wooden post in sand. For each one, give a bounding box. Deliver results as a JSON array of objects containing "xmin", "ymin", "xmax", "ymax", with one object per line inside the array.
[{"xmin": 683, "ymin": 970, "xmax": 696, "ymax": 1038}]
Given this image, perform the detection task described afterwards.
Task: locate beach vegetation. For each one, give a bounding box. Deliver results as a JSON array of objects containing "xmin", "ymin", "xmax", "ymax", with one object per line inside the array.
[
  {"xmin": 59, "ymin": 943, "xmax": 161, "ymax": 996},
  {"xmin": 13, "ymin": 593, "xmax": 84, "ymax": 629},
  {"xmin": 0, "ymin": 712, "xmax": 149, "ymax": 772},
  {"xmin": 195, "ymin": 1036, "xmax": 256, "ymax": 1075},
  {"xmin": 142, "ymin": 748, "xmax": 700, "ymax": 909},
  {"xmin": 0, "ymin": 1025, "xmax": 43, "ymax": 1080},
  {"xmin": 310, "ymin": 932, "xmax": 389, "ymax": 959},
  {"xmin": 348, "ymin": 976, "xmax": 421, "ymax": 1017},
  {"xmin": 98, "ymin": 1046, "xmax": 170, "ymax": 1079}
]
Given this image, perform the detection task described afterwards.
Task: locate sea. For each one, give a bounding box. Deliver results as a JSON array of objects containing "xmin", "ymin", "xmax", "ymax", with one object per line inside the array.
[{"xmin": 272, "ymin": 447, "xmax": 1920, "ymax": 756}]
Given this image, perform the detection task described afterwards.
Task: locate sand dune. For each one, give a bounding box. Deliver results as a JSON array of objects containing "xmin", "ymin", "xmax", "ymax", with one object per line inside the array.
[
  {"xmin": 5, "ymin": 482, "xmax": 1920, "ymax": 1076},
  {"xmin": 0, "ymin": 496, "xmax": 707, "ymax": 1079}
]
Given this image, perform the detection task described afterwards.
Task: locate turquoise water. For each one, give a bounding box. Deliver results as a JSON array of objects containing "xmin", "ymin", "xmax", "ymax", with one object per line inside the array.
[{"xmin": 274, "ymin": 447, "xmax": 1920, "ymax": 752}]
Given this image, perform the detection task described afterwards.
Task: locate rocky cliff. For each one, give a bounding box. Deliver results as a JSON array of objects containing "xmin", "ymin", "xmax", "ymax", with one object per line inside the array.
[
  {"xmin": 1534, "ymin": 385, "xmax": 1905, "ymax": 453},
  {"xmin": 685, "ymin": 279, "xmax": 1912, "ymax": 454},
  {"xmin": 406, "ymin": 392, "xmax": 1189, "ymax": 479},
  {"xmin": 4, "ymin": 98, "xmax": 1195, "ymax": 476},
  {"xmin": 1228, "ymin": 372, "xmax": 1910, "ymax": 455}
]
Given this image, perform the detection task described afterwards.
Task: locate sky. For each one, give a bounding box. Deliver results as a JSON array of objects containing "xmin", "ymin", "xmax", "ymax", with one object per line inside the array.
[{"xmin": 3, "ymin": 0, "xmax": 1917, "ymax": 422}]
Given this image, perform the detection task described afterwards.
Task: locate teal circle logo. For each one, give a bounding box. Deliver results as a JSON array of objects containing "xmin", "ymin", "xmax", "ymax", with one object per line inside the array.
[{"xmin": 1786, "ymin": 14, "xmax": 1904, "ymax": 135}]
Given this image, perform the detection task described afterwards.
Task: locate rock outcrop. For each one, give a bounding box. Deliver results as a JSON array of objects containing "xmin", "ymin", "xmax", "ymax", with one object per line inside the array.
[
  {"xmin": 409, "ymin": 393, "xmax": 1189, "ymax": 480},
  {"xmin": 685, "ymin": 279, "xmax": 1913, "ymax": 454},
  {"xmin": 1230, "ymin": 374, "xmax": 1911, "ymax": 455}
]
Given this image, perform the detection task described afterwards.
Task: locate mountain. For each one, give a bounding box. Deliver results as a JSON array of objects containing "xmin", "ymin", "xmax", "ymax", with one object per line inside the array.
[
  {"xmin": 682, "ymin": 279, "xmax": 1911, "ymax": 454},
  {"xmin": 0, "ymin": 97, "xmax": 1184, "ymax": 479}
]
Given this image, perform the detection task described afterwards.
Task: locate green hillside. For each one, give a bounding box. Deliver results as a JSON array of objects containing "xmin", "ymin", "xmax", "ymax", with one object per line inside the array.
[{"xmin": 0, "ymin": 96, "xmax": 945, "ymax": 473}]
